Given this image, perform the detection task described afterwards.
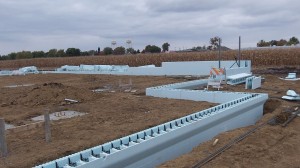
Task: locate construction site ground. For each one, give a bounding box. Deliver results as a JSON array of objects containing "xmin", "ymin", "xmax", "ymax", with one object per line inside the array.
[
  {"xmin": 160, "ymin": 69, "xmax": 300, "ymax": 168},
  {"xmin": 0, "ymin": 68, "xmax": 299, "ymax": 168}
]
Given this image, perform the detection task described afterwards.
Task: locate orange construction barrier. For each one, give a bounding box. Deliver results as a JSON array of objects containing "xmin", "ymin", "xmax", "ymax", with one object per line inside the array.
[{"xmin": 210, "ymin": 68, "xmax": 225, "ymax": 76}]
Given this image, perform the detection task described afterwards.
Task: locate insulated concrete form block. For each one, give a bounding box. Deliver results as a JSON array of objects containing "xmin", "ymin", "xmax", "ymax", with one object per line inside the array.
[
  {"xmin": 169, "ymin": 80, "xmax": 208, "ymax": 90},
  {"xmin": 252, "ymin": 76, "xmax": 262, "ymax": 89},
  {"xmin": 226, "ymin": 67, "xmax": 251, "ymax": 76},
  {"xmin": 179, "ymin": 90, "xmax": 210, "ymax": 102},
  {"xmin": 245, "ymin": 76, "xmax": 262, "ymax": 90},
  {"xmin": 178, "ymin": 90, "xmax": 252, "ymax": 104},
  {"xmin": 47, "ymin": 60, "xmax": 252, "ymax": 76},
  {"xmin": 46, "ymin": 71, "xmax": 126, "ymax": 75},
  {"xmin": 37, "ymin": 74, "xmax": 268, "ymax": 168},
  {"xmin": 245, "ymin": 77, "xmax": 252, "ymax": 89},
  {"xmin": 145, "ymin": 88, "xmax": 168, "ymax": 98},
  {"xmin": 145, "ymin": 88, "xmax": 158, "ymax": 97},
  {"xmin": 162, "ymin": 60, "xmax": 250, "ymax": 70},
  {"xmin": 150, "ymin": 79, "xmax": 207, "ymax": 90},
  {"xmin": 126, "ymin": 67, "xmax": 165, "ymax": 76},
  {"xmin": 35, "ymin": 91, "xmax": 267, "ymax": 168},
  {"xmin": 155, "ymin": 89, "xmax": 182, "ymax": 99},
  {"xmin": 161, "ymin": 61, "xmax": 248, "ymax": 76},
  {"xmin": 227, "ymin": 73, "xmax": 252, "ymax": 85},
  {"xmin": 180, "ymin": 90, "xmax": 226, "ymax": 103},
  {"xmin": 146, "ymin": 80, "xmax": 253, "ymax": 104}
]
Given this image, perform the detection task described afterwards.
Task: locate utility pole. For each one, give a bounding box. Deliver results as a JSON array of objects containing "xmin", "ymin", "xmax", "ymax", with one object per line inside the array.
[
  {"xmin": 238, "ymin": 36, "xmax": 241, "ymax": 67},
  {"xmin": 218, "ymin": 37, "xmax": 221, "ymax": 68}
]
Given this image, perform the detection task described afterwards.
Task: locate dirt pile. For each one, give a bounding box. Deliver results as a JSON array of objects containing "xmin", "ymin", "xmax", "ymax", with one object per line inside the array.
[{"xmin": 1, "ymin": 82, "xmax": 96, "ymax": 107}]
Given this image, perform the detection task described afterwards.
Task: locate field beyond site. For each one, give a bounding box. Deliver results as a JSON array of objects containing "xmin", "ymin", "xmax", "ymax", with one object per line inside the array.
[{"xmin": 0, "ymin": 48, "xmax": 299, "ymax": 70}]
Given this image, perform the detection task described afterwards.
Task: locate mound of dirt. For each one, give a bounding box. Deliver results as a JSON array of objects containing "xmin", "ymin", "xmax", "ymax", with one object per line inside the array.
[
  {"xmin": 42, "ymin": 82, "xmax": 64, "ymax": 88},
  {"xmin": 3, "ymin": 82, "xmax": 96, "ymax": 106}
]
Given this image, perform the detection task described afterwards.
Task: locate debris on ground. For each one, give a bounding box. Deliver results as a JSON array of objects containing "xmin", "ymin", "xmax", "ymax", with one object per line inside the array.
[
  {"xmin": 64, "ymin": 98, "xmax": 79, "ymax": 104},
  {"xmin": 282, "ymin": 90, "xmax": 300, "ymax": 101},
  {"xmin": 4, "ymin": 123, "xmax": 15, "ymax": 130},
  {"xmin": 92, "ymin": 88, "xmax": 110, "ymax": 93},
  {"xmin": 212, "ymin": 139, "xmax": 219, "ymax": 146},
  {"xmin": 4, "ymin": 84, "xmax": 34, "ymax": 88},
  {"xmin": 31, "ymin": 111, "xmax": 86, "ymax": 121},
  {"xmin": 269, "ymin": 106, "xmax": 300, "ymax": 126},
  {"xmin": 279, "ymin": 72, "xmax": 300, "ymax": 81}
]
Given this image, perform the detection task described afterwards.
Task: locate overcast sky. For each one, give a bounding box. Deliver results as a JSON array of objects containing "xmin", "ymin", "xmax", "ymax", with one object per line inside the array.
[{"xmin": 0, "ymin": 0, "xmax": 299, "ymax": 55}]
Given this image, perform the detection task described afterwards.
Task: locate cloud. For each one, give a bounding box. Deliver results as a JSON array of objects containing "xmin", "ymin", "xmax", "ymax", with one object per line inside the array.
[
  {"xmin": 145, "ymin": 0, "xmax": 222, "ymax": 13},
  {"xmin": 0, "ymin": 0, "xmax": 299, "ymax": 55}
]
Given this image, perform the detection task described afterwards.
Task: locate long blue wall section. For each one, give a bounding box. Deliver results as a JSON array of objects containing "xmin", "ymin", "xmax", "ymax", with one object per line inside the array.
[
  {"xmin": 35, "ymin": 79, "xmax": 268, "ymax": 168},
  {"xmin": 44, "ymin": 60, "xmax": 251, "ymax": 76}
]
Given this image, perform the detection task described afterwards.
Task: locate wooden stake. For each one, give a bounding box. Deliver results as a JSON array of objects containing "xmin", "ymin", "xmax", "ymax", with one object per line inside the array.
[
  {"xmin": 0, "ymin": 118, "xmax": 8, "ymax": 157},
  {"xmin": 44, "ymin": 111, "xmax": 51, "ymax": 143}
]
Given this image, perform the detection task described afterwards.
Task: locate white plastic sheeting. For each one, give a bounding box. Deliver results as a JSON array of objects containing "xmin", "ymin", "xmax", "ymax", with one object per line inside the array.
[
  {"xmin": 4, "ymin": 84, "xmax": 34, "ymax": 88},
  {"xmin": 11, "ymin": 70, "xmax": 25, "ymax": 76},
  {"xmin": 287, "ymin": 90, "xmax": 299, "ymax": 97},
  {"xmin": 138, "ymin": 65, "xmax": 156, "ymax": 68},
  {"xmin": 282, "ymin": 90, "xmax": 300, "ymax": 101},
  {"xmin": 56, "ymin": 65, "xmax": 81, "ymax": 71},
  {"xmin": 5, "ymin": 123, "xmax": 15, "ymax": 130},
  {"xmin": 10, "ymin": 66, "xmax": 39, "ymax": 76},
  {"xmin": 286, "ymin": 73, "xmax": 296, "ymax": 79},
  {"xmin": 0, "ymin": 70, "xmax": 13, "ymax": 76},
  {"xmin": 279, "ymin": 73, "xmax": 300, "ymax": 81},
  {"xmin": 56, "ymin": 65, "xmax": 129, "ymax": 72},
  {"xmin": 19, "ymin": 66, "xmax": 39, "ymax": 74},
  {"xmin": 0, "ymin": 66, "xmax": 38, "ymax": 76},
  {"xmin": 94, "ymin": 65, "xmax": 113, "ymax": 71},
  {"xmin": 111, "ymin": 65, "xmax": 129, "ymax": 72},
  {"xmin": 80, "ymin": 65, "xmax": 95, "ymax": 71}
]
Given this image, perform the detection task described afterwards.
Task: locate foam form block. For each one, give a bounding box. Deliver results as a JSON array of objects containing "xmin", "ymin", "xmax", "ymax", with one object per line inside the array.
[
  {"xmin": 35, "ymin": 77, "xmax": 268, "ymax": 168},
  {"xmin": 44, "ymin": 60, "xmax": 252, "ymax": 77}
]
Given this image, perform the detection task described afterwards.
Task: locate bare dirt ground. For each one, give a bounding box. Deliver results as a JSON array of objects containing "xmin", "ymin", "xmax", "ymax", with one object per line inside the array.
[
  {"xmin": 0, "ymin": 74, "xmax": 215, "ymax": 168},
  {"xmin": 160, "ymin": 70, "xmax": 300, "ymax": 168},
  {"xmin": 0, "ymin": 69, "xmax": 299, "ymax": 168}
]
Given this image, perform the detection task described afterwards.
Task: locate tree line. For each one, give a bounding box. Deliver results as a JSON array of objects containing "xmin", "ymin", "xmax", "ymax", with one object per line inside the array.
[
  {"xmin": 0, "ymin": 48, "xmax": 84, "ymax": 60},
  {"xmin": 257, "ymin": 36, "xmax": 299, "ymax": 47},
  {"xmin": 102, "ymin": 42, "xmax": 170, "ymax": 55},
  {"xmin": 0, "ymin": 43, "xmax": 170, "ymax": 61}
]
